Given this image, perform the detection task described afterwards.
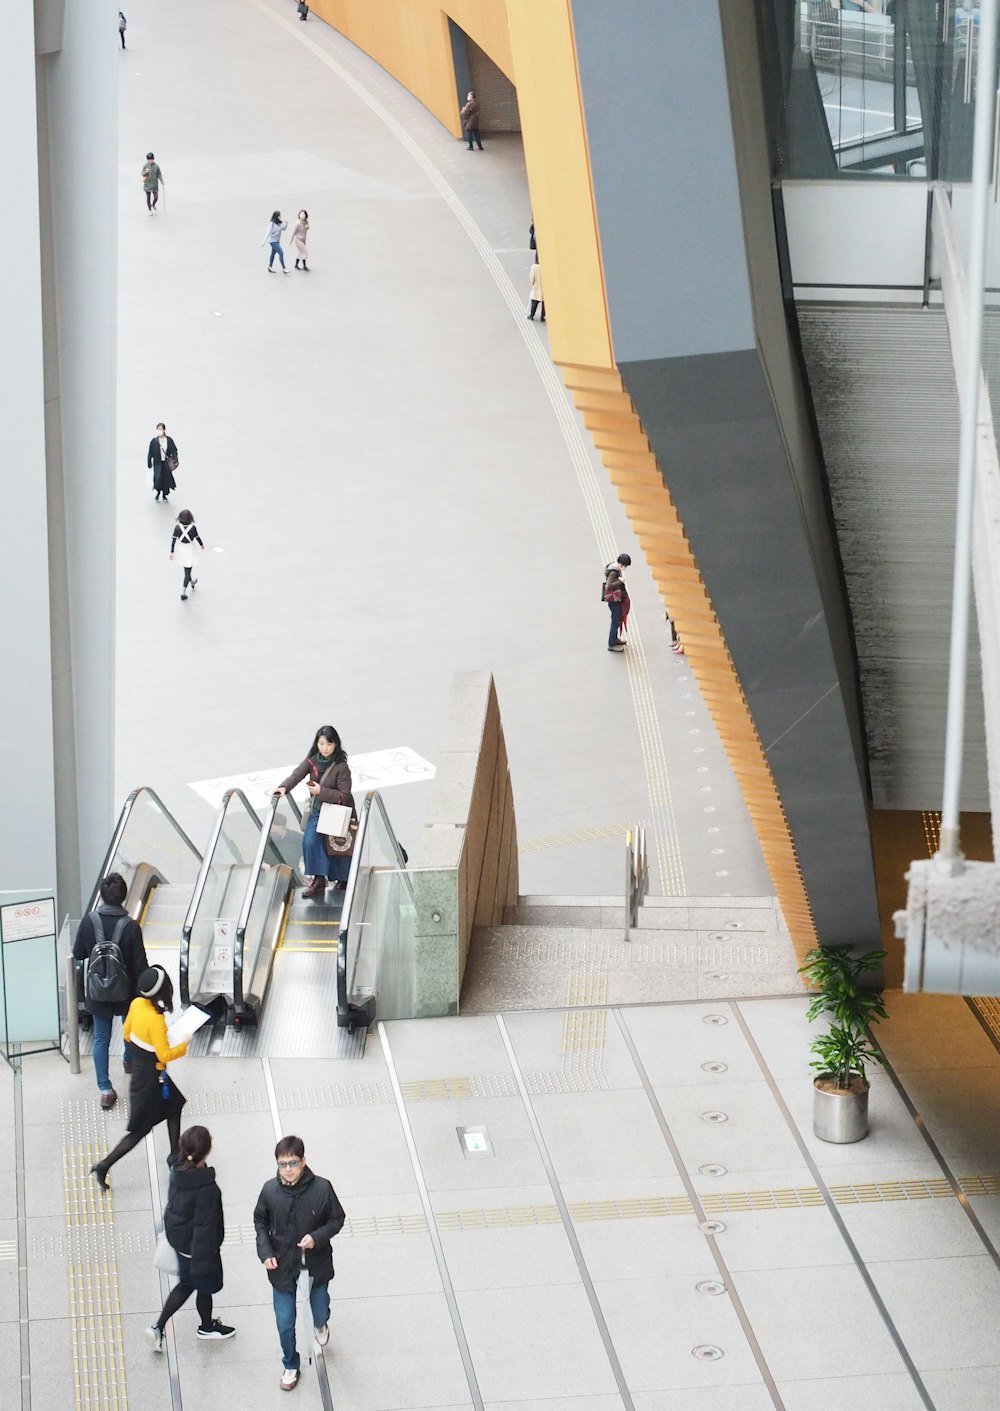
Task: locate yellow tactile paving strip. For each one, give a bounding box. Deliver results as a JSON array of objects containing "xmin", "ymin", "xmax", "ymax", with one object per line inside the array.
[
  {"xmin": 202, "ymin": 1173, "xmax": 1000, "ymax": 1247},
  {"xmin": 63, "ymin": 1102, "xmax": 129, "ymax": 1410},
  {"xmin": 521, "ymin": 823, "xmax": 634, "ymax": 852}
]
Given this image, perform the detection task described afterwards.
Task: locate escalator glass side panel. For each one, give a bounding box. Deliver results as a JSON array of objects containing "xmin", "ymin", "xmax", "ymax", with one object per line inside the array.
[
  {"xmin": 337, "ymin": 792, "xmax": 412, "ymax": 1027},
  {"xmin": 232, "ymin": 792, "xmax": 304, "ymax": 1019},
  {"xmin": 90, "ymin": 787, "xmax": 201, "ymax": 911}
]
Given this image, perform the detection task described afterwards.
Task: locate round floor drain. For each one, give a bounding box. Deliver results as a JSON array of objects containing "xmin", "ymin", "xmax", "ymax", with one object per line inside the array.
[
  {"xmin": 707, "ymin": 826, "xmax": 720, "ymax": 834},
  {"xmin": 704, "ymin": 972, "xmax": 729, "ymax": 981},
  {"xmin": 699, "ymin": 1163, "xmax": 728, "ymax": 1176},
  {"xmin": 703, "ymin": 805, "xmax": 716, "ymax": 813},
  {"xmin": 715, "ymin": 870, "xmax": 729, "ymax": 877},
  {"xmin": 696, "ymin": 766, "xmax": 709, "ymax": 774},
  {"xmin": 699, "ymin": 1218, "xmax": 727, "ymax": 1234},
  {"xmin": 701, "ymin": 1110, "xmax": 729, "ymax": 1123},
  {"xmin": 702, "ymin": 1014, "xmax": 727, "ymax": 1026},
  {"xmin": 692, "ymin": 1344, "xmax": 725, "ymax": 1361},
  {"xmin": 726, "ymin": 920, "xmax": 744, "ymax": 929},
  {"xmin": 696, "ymin": 1280, "xmax": 726, "ymax": 1296},
  {"xmin": 710, "ymin": 932, "xmax": 731, "ymax": 941},
  {"xmin": 699, "ymin": 786, "xmax": 713, "ymax": 793},
  {"xmin": 701, "ymin": 1061, "xmax": 728, "ymax": 1073},
  {"xmin": 681, "ymin": 692, "xmax": 692, "ymax": 699},
  {"xmin": 684, "ymin": 710, "xmax": 696, "ymax": 717},
  {"xmin": 711, "ymin": 848, "xmax": 725, "ymax": 855}
]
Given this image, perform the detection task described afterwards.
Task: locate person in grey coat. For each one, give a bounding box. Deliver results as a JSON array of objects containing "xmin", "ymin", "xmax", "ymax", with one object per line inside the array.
[
  {"xmin": 263, "ymin": 211, "xmax": 289, "ymax": 272},
  {"xmin": 461, "ymin": 92, "xmax": 483, "ymax": 150}
]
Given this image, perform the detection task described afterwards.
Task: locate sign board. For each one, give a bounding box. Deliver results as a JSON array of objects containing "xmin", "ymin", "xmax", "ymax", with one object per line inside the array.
[
  {"xmin": 205, "ymin": 920, "xmax": 234, "ymax": 982},
  {"xmin": 0, "ymin": 898, "xmax": 56, "ymax": 944},
  {"xmin": 456, "ymin": 1125, "xmax": 494, "ymax": 1159},
  {"xmin": 0, "ymin": 891, "xmax": 60, "ymax": 1054}
]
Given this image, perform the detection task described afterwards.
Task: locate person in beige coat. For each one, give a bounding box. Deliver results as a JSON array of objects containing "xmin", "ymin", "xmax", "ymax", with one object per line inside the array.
[
  {"xmin": 291, "ymin": 211, "xmax": 310, "ymax": 271},
  {"xmin": 528, "ymin": 259, "xmax": 545, "ymax": 321}
]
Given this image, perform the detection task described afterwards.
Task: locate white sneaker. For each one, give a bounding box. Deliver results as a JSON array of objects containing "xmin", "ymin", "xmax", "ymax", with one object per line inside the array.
[
  {"xmin": 146, "ymin": 1325, "xmax": 164, "ymax": 1353},
  {"xmin": 314, "ymin": 1323, "xmax": 329, "ymax": 1346},
  {"xmin": 279, "ymin": 1367, "xmax": 299, "ymax": 1390}
]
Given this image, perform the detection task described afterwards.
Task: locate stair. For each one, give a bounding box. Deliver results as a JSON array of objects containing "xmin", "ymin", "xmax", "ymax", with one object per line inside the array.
[{"xmin": 462, "ymin": 893, "xmax": 802, "ymax": 1014}]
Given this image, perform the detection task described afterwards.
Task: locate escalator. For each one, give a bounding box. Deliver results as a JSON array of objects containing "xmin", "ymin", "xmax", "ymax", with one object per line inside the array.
[{"xmin": 78, "ymin": 780, "xmax": 413, "ymax": 1059}]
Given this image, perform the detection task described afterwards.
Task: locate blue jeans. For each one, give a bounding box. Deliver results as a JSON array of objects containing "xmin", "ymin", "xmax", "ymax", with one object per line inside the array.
[
  {"xmin": 92, "ymin": 1013, "xmax": 115, "ymax": 1092},
  {"xmin": 272, "ymin": 1282, "xmax": 330, "ymax": 1370},
  {"xmin": 268, "ymin": 241, "xmax": 285, "ymax": 269},
  {"xmin": 302, "ymin": 812, "xmax": 351, "ymax": 882},
  {"xmin": 607, "ymin": 600, "xmax": 623, "ymax": 647}
]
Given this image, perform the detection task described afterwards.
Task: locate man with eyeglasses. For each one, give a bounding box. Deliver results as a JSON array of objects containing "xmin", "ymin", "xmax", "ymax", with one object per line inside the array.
[{"xmin": 253, "ymin": 1136, "xmax": 346, "ymax": 1391}]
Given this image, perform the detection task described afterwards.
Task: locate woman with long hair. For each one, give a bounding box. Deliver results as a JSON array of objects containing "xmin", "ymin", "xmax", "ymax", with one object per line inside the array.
[
  {"xmin": 262, "ymin": 210, "xmax": 288, "ymax": 272},
  {"xmin": 291, "ymin": 210, "xmax": 309, "ymax": 271},
  {"xmin": 273, "ymin": 726, "xmax": 354, "ymax": 902},
  {"xmin": 147, "ymin": 1125, "xmax": 235, "ymax": 1350},
  {"xmin": 91, "ymin": 966, "xmax": 187, "ymax": 1189}
]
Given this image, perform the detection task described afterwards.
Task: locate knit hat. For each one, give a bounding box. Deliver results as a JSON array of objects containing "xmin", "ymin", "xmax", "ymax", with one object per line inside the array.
[{"xmin": 138, "ymin": 966, "xmax": 165, "ymax": 998}]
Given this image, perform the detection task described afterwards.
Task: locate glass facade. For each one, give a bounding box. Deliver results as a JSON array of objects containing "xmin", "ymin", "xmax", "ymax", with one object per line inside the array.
[{"xmin": 764, "ymin": 1, "xmax": 985, "ymax": 180}]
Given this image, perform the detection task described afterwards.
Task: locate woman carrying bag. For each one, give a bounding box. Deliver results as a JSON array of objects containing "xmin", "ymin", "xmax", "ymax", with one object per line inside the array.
[
  {"xmin": 91, "ymin": 965, "xmax": 187, "ymax": 1190},
  {"xmin": 273, "ymin": 725, "xmax": 354, "ymax": 902},
  {"xmin": 147, "ymin": 423, "xmax": 178, "ymax": 502},
  {"xmin": 147, "ymin": 1125, "xmax": 236, "ymax": 1351}
]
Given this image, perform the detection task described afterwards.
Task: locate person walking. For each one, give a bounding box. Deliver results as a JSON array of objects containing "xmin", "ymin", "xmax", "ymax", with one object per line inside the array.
[
  {"xmin": 146, "ymin": 1126, "xmax": 236, "ymax": 1351},
  {"xmin": 528, "ymin": 259, "xmax": 545, "ymax": 321},
  {"xmin": 297, "ymin": 0, "xmax": 309, "ymax": 17},
  {"xmin": 118, "ymin": 11, "xmax": 127, "ymax": 47},
  {"xmin": 90, "ymin": 966, "xmax": 188, "ymax": 1190},
  {"xmin": 253, "ymin": 1135, "xmax": 346, "ymax": 1392},
  {"xmin": 263, "ymin": 212, "xmax": 289, "ymax": 272},
  {"xmin": 142, "ymin": 153, "xmax": 164, "ymax": 214},
  {"xmin": 72, "ymin": 873, "xmax": 148, "ymax": 1111},
  {"xmin": 604, "ymin": 569, "xmax": 626, "ymax": 653},
  {"xmin": 460, "ymin": 91, "xmax": 483, "ymax": 150},
  {"xmin": 273, "ymin": 727, "xmax": 353, "ymax": 902},
  {"xmin": 291, "ymin": 211, "xmax": 310, "ymax": 270},
  {"xmin": 147, "ymin": 423, "xmax": 178, "ymax": 502},
  {"xmin": 170, "ymin": 510, "xmax": 204, "ymax": 602}
]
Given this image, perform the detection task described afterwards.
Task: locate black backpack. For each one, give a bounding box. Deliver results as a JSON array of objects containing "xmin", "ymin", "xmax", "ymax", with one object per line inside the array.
[{"xmin": 85, "ymin": 912, "xmax": 131, "ymax": 1005}]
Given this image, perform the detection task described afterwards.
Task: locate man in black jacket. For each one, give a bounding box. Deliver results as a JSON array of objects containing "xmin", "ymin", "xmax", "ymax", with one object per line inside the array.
[
  {"xmin": 253, "ymin": 1135, "xmax": 346, "ymax": 1391},
  {"xmin": 72, "ymin": 872, "xmax": 148, "ymax": 1110}
]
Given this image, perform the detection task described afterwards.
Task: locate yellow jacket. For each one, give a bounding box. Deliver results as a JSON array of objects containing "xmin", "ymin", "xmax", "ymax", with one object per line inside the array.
[{"xmin": 123, "ymin": 997, "xmax": 187, "ymax": 1070}]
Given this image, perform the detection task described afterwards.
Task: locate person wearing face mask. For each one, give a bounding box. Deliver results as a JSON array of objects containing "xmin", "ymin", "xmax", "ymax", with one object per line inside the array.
[
  {"xmin": 253, "ymin": 1136, "xmax": 345, "ymax": 1392},
  {"xmin": 273, "ymin": 726, "xmax": 354, "ymax": 901},
  {"xmin": 147, "ymin": 422, "xmax": 178, "ymax": 502},
  {"xmin": 460, "ymin": 91, "xmax": 483, "ymax": 150}
]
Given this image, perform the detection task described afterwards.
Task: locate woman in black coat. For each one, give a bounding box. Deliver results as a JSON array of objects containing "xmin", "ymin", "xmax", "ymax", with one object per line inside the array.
[
  {"xmin": 147, "ymin": 422, "xmax": 179, "ymax": 501},
  {"xmin": 147, "ymin": 1125, "xmax": 235, "ymax": 1350}
]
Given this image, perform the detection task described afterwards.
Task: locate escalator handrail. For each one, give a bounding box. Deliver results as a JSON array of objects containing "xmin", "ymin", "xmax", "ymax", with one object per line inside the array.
[
  {"xmin": 232, "ymin": 791, "xmax": 305, "ymax": 1013},
  {"xmin": 178, "ymin": 786, "xmax": 270, "ymax": 1005},
  {"xmin": 336, "ymin": 790, "xmax": 411, "ymax": 1023},
  {"xmin": 87, "ymin": 785, "xmax": 201, "ymax": 913}
]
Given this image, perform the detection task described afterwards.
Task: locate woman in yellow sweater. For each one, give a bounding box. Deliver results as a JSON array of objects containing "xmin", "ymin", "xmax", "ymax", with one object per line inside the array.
[{"xmin": 91, "ymin": 966, "xmax": 188, "ymax": 1190}]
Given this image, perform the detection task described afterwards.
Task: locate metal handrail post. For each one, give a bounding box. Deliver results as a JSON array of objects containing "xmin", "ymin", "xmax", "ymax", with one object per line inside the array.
[
  {"xmin": 625, "ymin": 830, "xmax": 635, "ymax": 942},
  {"xmin": 65, "ymin": 955, "xmax": 80, "ymax": 1074}
]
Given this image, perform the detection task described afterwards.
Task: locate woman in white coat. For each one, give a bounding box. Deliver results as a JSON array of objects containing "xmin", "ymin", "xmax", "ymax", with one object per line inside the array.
[{"xmin": 291, "ymin": 211, "xmax": 310, "ymax": 271}]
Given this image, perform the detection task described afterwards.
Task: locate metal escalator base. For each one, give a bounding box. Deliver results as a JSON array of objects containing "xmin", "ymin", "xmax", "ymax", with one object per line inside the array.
[{"xmin": 210, "ymin": 949, "xmax": 365, "ymax": 1058}]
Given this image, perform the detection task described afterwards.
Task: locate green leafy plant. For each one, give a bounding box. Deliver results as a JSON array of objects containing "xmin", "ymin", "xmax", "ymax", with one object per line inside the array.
[{"xmin": 798, "ymin": 946, "xmax": 889, "ymax": 1090}]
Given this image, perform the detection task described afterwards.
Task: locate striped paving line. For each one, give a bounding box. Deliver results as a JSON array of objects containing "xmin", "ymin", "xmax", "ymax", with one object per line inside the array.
[
  {"xmin": 62, "ymin": 1101, "xmax": 129, "ymax": 1410},
  {"xmin": 250, "ymin": 0, "xmax": 684, "ymax": 898},
  {"xmin": 521, "ymin": 822, "xmax": 635, "ymax": 852}
]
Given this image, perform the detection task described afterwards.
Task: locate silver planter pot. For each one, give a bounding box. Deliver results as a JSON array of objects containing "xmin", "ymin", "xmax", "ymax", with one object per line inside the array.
[{"xmin": 813, "ymin": 1077, "xmax": 869, "ymax": 1143}]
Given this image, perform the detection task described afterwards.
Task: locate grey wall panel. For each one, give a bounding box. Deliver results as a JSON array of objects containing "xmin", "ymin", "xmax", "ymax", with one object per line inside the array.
[
  {"xmin": 569, "ymin": 0, "xmax": 754, "ymax": 362},
  {"xmin": 797, "ymin": 305, "xmax": 987, "ymax": 812}
]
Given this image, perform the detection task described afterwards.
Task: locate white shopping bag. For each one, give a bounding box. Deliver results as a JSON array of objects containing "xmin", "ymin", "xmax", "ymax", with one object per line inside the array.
[{"xmin": 296, "ymin": 1258, "xmax": 314, "ymax": 1371}]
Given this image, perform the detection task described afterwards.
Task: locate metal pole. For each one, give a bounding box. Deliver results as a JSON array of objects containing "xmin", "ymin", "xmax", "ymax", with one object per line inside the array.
[
  {"xmin": 64, "ymin": 954, "xmax": 80, "ymax": 1074},
  {"xmin": 940, "ymin": 0, "xmax": 999, "ymax": 863},
  {"xmin": 624, "ymin": 830, "xmax": 634, "ymax": 942}
]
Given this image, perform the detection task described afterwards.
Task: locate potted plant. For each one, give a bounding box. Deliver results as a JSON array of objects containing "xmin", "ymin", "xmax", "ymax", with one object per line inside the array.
[{"xmin": 798, "ymin": 946, "xmax": 888, "ymax": 1144}]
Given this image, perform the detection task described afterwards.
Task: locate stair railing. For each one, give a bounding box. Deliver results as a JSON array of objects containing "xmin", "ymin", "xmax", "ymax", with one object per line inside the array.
[{"xmin": 624, "ymin": 824, "xmax": 649, "ymax": 941}]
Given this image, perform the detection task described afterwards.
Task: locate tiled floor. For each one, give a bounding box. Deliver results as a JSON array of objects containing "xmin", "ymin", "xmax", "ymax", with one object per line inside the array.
[{"xmin": 12, "ymin": 990, "xmax": 1000, "ymax": 1410}]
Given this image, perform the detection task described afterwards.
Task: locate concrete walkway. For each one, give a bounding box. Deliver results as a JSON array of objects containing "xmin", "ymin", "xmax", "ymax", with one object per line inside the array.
[{"xmin": 114, "ymin": 0, "xmax": 769, "ymax": 901}]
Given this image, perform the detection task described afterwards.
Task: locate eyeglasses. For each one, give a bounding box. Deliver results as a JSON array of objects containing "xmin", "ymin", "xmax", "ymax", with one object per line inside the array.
[{"xmin": 277, "ymin": 1159, "xmax": 302, "ymax": 1169}]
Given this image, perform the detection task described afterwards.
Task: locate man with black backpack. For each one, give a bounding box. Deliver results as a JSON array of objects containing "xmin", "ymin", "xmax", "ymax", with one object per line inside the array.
[{"xmin": 72, "ymin": 873, "xmax": 149, "ymax": 1110}]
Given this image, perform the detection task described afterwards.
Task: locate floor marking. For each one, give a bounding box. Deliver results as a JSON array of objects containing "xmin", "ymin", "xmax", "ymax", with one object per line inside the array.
[
  {"xmin": 521, "ymin": 822, "xmax": 635, "ymax": 852},
  {"xmin": 248, "ymin": 0, "xmax": 684, "ymax": 895},
  {"xmin": 496, "ymin": 1014, "xmax": 637, "ymax": 1411},
  {"xmin": 613, "ymin": 1010, "xmax": 786, "ymax": 1411},
  {"xmin": 378, "ymin": 1025, "xmax": 485, "ymax": 1411},
  {"xmin": 189, "ymin": 746, "xmax": 434, "ymax": 811},
  {"xmin": 729, "ymin": 1002, "xmax": 937, "ymax": 1411}
]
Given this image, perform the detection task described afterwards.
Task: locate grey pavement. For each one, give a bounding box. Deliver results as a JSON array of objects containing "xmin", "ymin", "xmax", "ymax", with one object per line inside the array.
[{"xmin": 114, "ymin": 0, "xmax": 768, "ymax": 900}]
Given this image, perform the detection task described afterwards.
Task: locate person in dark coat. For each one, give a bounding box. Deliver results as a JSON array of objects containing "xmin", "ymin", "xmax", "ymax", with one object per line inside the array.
[
  {"xmin": 273, "ymin": 725, "xmax": 354, "ymax": 902},
  {"xmin": 147, "ymin": 1126, "xmax": 235, "ymax": 1350},
  {"xmin": 72, "ymin": 872, "xmax": 148, "ymax": 1110},
  {"xmin": 460, "ymin": 91, "xmax": 483, "ymax": 150},
  {"xmin": 147, "ymin": 423, "xmax": 178, "ymax": 501},
  {"xmin": 254, "ymin": 1135, "xmax": 346, "ymax": 1392},
  {"xmin": 91, "ymin": 966, "xmax": 188, "ymax": 1190}
]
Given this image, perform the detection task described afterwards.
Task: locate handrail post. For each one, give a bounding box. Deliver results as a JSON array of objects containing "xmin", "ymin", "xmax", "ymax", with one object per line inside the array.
[
  {"xmin": 65, "ymin": 955, "xmax": 80, "ymax": 1074},
  {"xmin": 625, "ymin": 829, "xmax": 634, "ymax": 942}
]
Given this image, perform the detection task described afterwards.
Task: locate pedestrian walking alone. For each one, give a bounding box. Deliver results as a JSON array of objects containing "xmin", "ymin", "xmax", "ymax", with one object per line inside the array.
[
  {"xmin": 263, "ymin": 211, "xmax": 289, "ymax": 272},
  {"xmin": 528, "ymin": 259, "xmax": 545, "ymax": 321},
  {"xmin": 297, "ymin": 0, "xmax": 309, "ymax": 17},
  {"xmin": 147, "ymin": 422, "xmax": 178, "ymax": 501},
  {"xmin": 91, "ymin": 966, "xmax": 188, "ymax": 1190},
  {"xmin": 142, "ymin": 153, "xmax": 164, "ymax": 214},
  {"xmin": 291, "ymin": 211, "xmax": 310, "ymax": 270},
  {"xmin": 461, "ymin": 91, "xmax": 484, "ymax": 150},
  {"xmin": 254, "ymin": 1135, "xmax": 345, "ymax": 1392},
  {"xmin": 72, "ymin": 872, "xmax": 148, "ymax": 1110},
  {"xmin": 146, "ymin": 1126, "xmax": 236, "ymax": 1352},
  {"xmin": 273, "ymin": 726, "xmax": 354, "ymax": 902},
  {"xmin": 171, "ymin": 510, "xmax": 204, "ymax": 602},
  {"xmin": 604, "ymin": 569, "xmax": 626, "ymax": 653},
  {"xmin": 604, "ymin": 553, "xmax": 631, "ymax": 642},
  {"xmin": 118, "ymin": 11, "xmax": 127, "ymax": 47}
]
